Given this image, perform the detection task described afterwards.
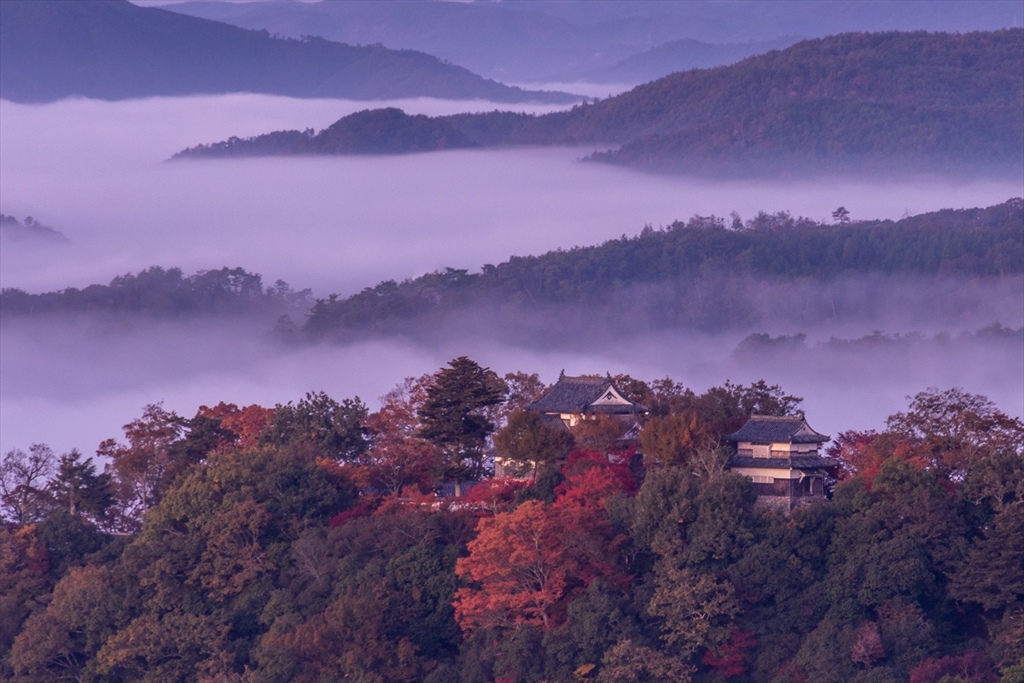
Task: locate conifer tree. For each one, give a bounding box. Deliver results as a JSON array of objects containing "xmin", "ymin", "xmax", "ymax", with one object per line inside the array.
[{"xmin": 418, "ymin": 356, "xmax": 507, "ymax": 485}]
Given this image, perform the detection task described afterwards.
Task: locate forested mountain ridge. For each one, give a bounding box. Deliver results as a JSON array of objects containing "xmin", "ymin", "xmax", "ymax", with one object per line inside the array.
[
  {"xmin": 174, "ymin": 30, "xmax": 1024, "ymax": 175},
  {"xmin": 4, "ymin": 200, "xmax": 1021, "ymax": 339},
  {"xmin": 166, "ymin": 0, "xmax": 1022, "ymax": 83},
  {"xmin": 0, "ymin": 0, "xmax": 575, "ymax": 104},
  {"xmin": 578, "ymin": 29, "xmax": 1024, "ymax": 172},
  {"xmin": 302, "ymin": 199, "xmax": 1024, "ymax": 340}
]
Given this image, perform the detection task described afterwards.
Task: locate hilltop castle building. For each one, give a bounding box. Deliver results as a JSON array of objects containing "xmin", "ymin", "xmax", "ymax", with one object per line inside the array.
[{"xmin": 724, "ymin": 415, "xmax": 838, "ymax": 511}]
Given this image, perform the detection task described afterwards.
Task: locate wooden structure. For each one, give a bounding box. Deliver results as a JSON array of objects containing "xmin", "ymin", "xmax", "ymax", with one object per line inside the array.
[
  {"xmin": 492, "ymin": 374, "xmax": 648, "ymax": 476},
  {"xmin": 725, "ymin": 415, "xmax": 838, "ymax": 511},
  {"xmin": 525, "ymin": 372, "xmax": 648, "ymax": 428}
]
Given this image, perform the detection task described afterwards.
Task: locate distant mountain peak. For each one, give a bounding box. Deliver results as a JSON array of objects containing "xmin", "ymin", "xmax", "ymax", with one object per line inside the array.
[
  {"xmin": 0, "ymin": 0, "xmax": 580, "ymax": 103},
  {"xmin": 171, "ymin": 30, "xmax": 1024, "ymax": 178}
]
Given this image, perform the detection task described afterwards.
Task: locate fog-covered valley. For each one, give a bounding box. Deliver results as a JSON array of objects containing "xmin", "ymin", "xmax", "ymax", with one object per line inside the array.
[{"xmin": 1, "ymin": 94, "xmax": 1022, "ymax": 455}]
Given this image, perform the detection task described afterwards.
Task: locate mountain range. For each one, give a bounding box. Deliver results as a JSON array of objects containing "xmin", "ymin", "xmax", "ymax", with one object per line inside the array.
[
  {"xmin": 0, "ymin": 0, "xmax": 575, "ymax": 103},
  {"xmin": 174, "ymin": 29, "xmax": 1024, "ymax": 177},
  {"xmin": 164, "ymin": 0, "xmax": 1024, "ymax": 84}
]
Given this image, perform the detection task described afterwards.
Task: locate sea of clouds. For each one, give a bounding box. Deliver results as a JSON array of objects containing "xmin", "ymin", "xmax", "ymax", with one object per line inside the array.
[{"xmin": 1, "ymin": 94, "xmax": 1021, "ymax": 455}]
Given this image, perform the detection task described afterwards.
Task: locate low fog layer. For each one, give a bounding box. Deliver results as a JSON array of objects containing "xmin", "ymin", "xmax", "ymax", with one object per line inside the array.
[
  {"xmin": 1, "ymin": 95, "xmax": 1021, "ymax": 455},
  {"xmin": 2, "ymin": 313, "xmax": 1021, "ymax": 457},
  {"xmin": 2, "ymin": 96, "xmax": 1020, "ymax": 295}
]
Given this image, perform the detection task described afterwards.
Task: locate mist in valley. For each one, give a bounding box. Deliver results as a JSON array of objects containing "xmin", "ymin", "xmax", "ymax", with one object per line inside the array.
[{"xmin": 1, "ymin": 94, "xmax": 1022, "ymax": 456}]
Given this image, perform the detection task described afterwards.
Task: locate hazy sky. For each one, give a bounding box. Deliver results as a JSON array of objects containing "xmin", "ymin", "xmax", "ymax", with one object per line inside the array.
[{"xmin": 1, "ymin": 94, "xmax": 1021, "ymax": 456}]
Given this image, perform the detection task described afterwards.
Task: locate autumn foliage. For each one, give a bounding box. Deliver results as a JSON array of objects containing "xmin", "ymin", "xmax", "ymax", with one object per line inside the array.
[
  {"xmin": 2, "ymin": 369, "xmax": 1022, "ymax": 683},
  {"xmin": 454, "ymin": 452, "xmax": 633, "ymax": 633}
]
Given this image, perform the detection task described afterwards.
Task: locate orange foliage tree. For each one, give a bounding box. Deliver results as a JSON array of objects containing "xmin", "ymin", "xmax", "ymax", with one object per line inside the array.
[
  {"xmin": 454, "ymin": 452, "xmax": 633, "ymax": 632},
  {"xmin": 454, "ymin": 500, "xmax": 587, "ymax": 631},
  {"xmin": 197, "ymin": 402, "xmax": 275, "ymax": 451},
  {"xmin": 359, "ymin": 374, "xmax": 442, "ymax": 494}
]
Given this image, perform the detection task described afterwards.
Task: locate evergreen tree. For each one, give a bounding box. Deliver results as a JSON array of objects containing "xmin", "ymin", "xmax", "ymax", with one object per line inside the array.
[
  {"xmin": 418, "ymin": 357, "xmax": 507, "ymax": 484},
  {"xmin": 47, "ymin": 450, "xmax": 113, "ymax": 525}
]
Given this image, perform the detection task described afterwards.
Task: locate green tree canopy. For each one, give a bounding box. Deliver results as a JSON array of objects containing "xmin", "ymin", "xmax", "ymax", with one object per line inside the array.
[
  {"xmin": 261, "ymin": 391, "xmax": 369, "ymax": 462},
  {"xmin": 418, "ymin": 356, "xmax": 507, "ymax": 482}
]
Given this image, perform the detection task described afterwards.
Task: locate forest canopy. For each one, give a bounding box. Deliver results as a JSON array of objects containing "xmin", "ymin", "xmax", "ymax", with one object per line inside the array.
[{"xmin": 1, "ymin": 359, "xmax": 1022, "ymax": 683}]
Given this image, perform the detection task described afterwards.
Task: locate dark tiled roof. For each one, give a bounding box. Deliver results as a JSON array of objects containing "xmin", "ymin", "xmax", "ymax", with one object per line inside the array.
[
  {"xmin": 540, "ymin": 414, "xmax": 571, "ymax": 432},
  {"xmin": 526, "ymin": 374, "xmax": 647, "ymax": 415},
  {"xmin": 725, "ymin": 415, "xmax": 829, "ymax": 444},
  {"xmin": 730, "ymin": 455, "xmax": 840, "ymax": 470}
]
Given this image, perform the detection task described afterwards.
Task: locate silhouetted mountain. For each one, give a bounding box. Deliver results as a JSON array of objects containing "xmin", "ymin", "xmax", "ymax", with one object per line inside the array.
[
  {"xmin": 173, "ymin": 108, "xmax": 478, "ymax": 158},
  {"xmin": 173, "ymin": 30, "xmax": 1024, "ymax": 176},
  {"xmin": 579, "ymin": 37, "xmax": 803, "ymax": 85},
  {"xmin": 166, "ymin": 0, "xmax": 1023, "ymax": 83},
  {"xmin": 0, "ymin": 0, "xmax": 576, "ymax": 103}
]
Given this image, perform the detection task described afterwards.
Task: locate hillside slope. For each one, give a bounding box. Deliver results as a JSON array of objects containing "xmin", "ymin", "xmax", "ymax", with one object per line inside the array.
[
  {"xmin": 173, "ymin": 30, "xmax": 1024, "ymax": 175},
  {"xmin": 0, "ymin": 0, "xmax": 574, "ymax": 103},
  {"xmin": 570, "ymin": 30, "xmax": 1024, "ymax": 172},
  {"xmin": 578, "ymin": 36, "xmax": 803, "ymax": 85},
  {"xmin": 299, "ymin": 199, "xmax": 1024, "ymax": 342}
]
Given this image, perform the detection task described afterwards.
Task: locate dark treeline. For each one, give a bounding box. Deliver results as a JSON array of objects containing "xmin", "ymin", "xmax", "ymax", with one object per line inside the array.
[
  {"xmin": 173, "ymin": 30, "xmax": 1024, "ymax": 175},
  {"xmin": 2, "ymin": 356, "xmax": 1022, "ymax": 682},
  {"xmin": 173, "ymin": 108, "xmax": 479, "ymax": 159},
  {"xmin": 4, "ymin": 200, "xmax": 1020, "ymax": 339},
  {"xmin": 0, "ymin": 266, "xmax": 311, "ymax": 318},
  {"xmin": 303, "ymin": 199, "xmax": 1024, "ymax": 340}
]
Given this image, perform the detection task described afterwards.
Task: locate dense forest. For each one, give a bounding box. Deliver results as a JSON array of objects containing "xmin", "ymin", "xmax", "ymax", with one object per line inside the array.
[
  {"xmin": 4, "ymin": 200, "xmax": 1020, "ymax": 343},
  {"xmin": 2, "ymin": 355, "xmax": 1022, "ymax": 683},
  {"xmin": 173, "ymin": 30, "xmax": 1024, "ymax": 174},
  {"xmin": 0, "ymin": 0, "xmax": 574, "ymax": 104}
]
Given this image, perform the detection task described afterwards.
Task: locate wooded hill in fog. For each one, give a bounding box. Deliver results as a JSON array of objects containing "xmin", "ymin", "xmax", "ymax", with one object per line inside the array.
[
  {"xmin": 0, "ymin": 267, "xmax": 311, "ymax": 318},
  {"xmin": 301, "ymin": 199, "xmax": 1024, "ymax": 342},
  {"xmin": 5, "ymin": 200, "xmax": 1020, "ymax": 342},
  {"xmin": 0, "ymin": 0, "xmax": 574, "ymax": 104},
  {"xmin": 175, "ymin": 30, "xmax": 1024, "ymax": 175},
  {"xmin": 174, "ymin": 108, "xmax": 481, "ymax": 158}
]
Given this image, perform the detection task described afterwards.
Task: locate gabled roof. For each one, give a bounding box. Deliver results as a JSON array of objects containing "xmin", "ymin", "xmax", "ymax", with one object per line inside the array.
[
  {"xmin": 526, "ymin": 373, "xmax": 647, "ymax": 415},
  {"xmin": 724, "ymin": 415, "xmax": 829, "ymax": 444}
]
